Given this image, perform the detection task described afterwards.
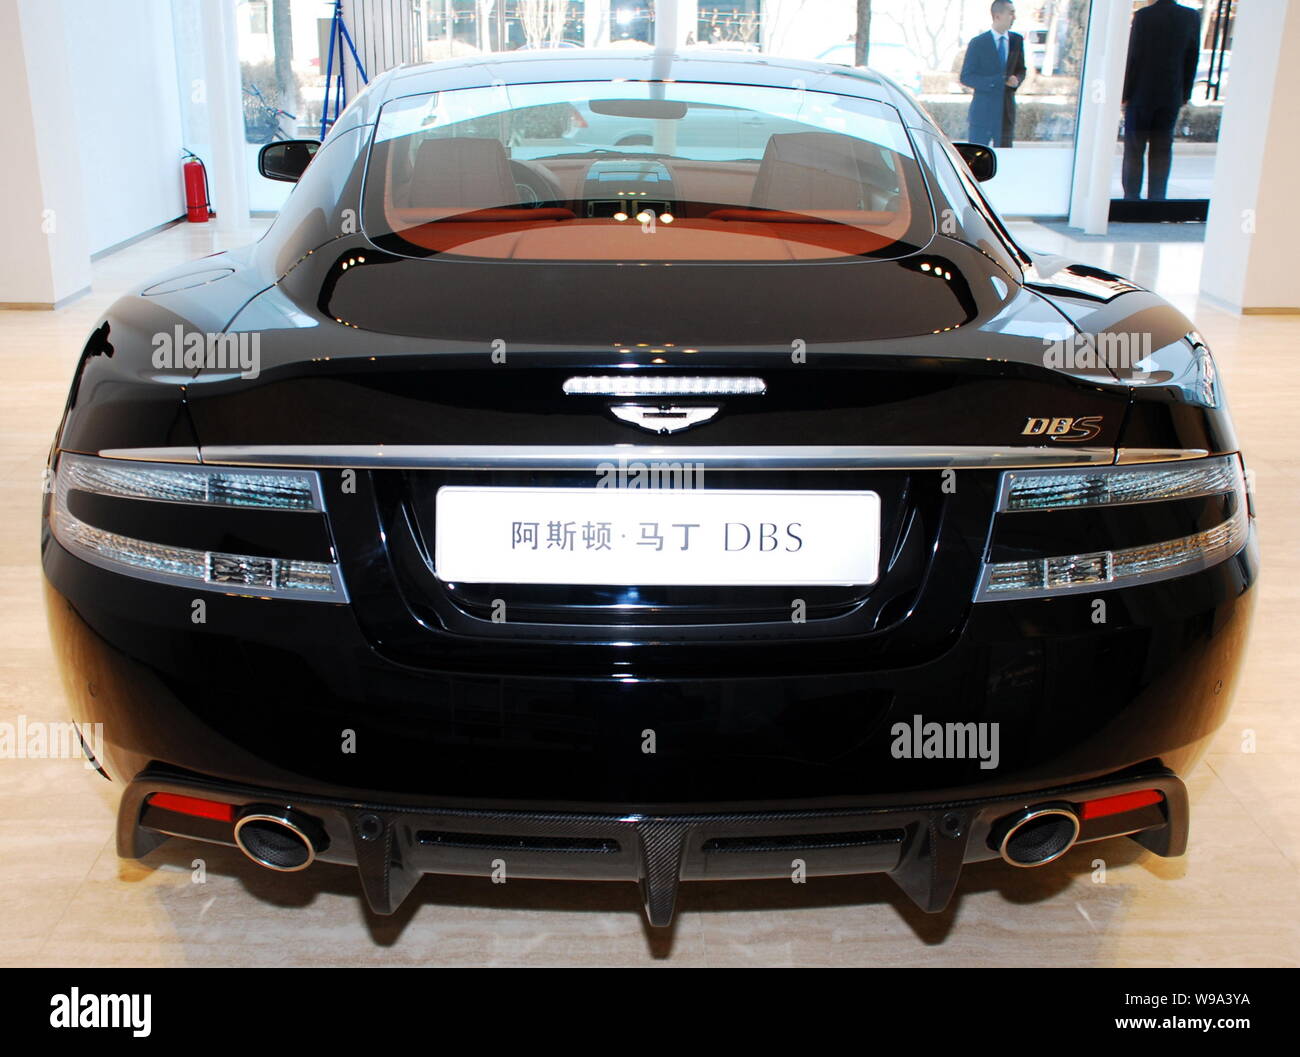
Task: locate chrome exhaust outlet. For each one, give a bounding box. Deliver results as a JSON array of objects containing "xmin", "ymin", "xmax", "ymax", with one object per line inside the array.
[
  {"xmin": 233, "ymin": 807, "xmax": 326, "ymax": 872},
  {"xmin": 994, "ymin": 805, "xmax": 1080, "ymax": 868}
]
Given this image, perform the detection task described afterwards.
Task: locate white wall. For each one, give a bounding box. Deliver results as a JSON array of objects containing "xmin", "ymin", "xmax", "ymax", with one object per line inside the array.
[
  {"xmin": 0, "ymin": 0, "xmax": 91, "ymax": 305},
  {"xmin": 62, "ymin": 0, "xmax": 186, "ymax": 255},
  {"xmin": 1200, "ymin": 0, "xmax": 1300, "ymax": 312}
]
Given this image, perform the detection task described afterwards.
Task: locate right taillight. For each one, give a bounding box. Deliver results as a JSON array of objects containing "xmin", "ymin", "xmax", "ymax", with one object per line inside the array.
[{"xmin": 975, "ymin": 453, "xmax": 1250, "ymax": 601}]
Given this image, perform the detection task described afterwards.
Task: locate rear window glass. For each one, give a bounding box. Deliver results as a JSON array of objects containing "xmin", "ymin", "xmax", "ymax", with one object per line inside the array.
[{"xmin": 362, "ymin": 81, "xmax": 934, "ymax": 262}]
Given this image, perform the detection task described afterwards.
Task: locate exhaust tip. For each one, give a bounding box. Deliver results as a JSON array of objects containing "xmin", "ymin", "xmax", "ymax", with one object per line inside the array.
[
  {"xmin": 234, "ymin": 808, "xmax": 323, "ymax": 872},
  {"xmin": 996, "ymin": 806, "xmax": 1080, "ymax": 868}
]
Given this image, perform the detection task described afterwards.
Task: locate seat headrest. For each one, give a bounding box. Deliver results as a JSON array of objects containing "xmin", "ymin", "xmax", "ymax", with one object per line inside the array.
[
  {"xmin": 406, "ymin": 137, "xmax": 517, "ymax": 210},
  {"xmin": 750, "ymin": 132, "xmax": 885, "ymax": 212}
]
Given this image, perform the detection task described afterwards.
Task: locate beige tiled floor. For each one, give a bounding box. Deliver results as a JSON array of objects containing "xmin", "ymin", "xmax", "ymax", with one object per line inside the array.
[{"xmin": 0, "ymin": 220, "xmax": 1295, "ymax": 966}]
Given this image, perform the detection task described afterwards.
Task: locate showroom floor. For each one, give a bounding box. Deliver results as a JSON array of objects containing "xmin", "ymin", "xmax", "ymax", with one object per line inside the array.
[{"xmin": 1, "ymin": 220, "xmax": 1296, "ymax": 967}]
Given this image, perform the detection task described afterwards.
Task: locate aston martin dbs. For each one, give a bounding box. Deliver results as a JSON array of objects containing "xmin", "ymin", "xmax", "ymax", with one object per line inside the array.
[{"xmin": 42, "ymin": 50, "xmax": 1257, "ymax": 926}]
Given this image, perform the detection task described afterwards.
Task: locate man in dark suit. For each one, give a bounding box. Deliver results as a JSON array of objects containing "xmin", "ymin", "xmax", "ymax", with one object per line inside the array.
[
  {"xmin": 1122, "ymin": 0, "xmax": 1202, "ymax": 200},
  {"xmin": 960, "ymin": 1, "xmax": 1027, "ymax": 148}
]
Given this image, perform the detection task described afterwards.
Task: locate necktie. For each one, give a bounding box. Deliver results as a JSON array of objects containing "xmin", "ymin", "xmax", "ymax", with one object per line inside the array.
[{"xmin": 998, "ymin": 35, "xmax": 1008, "ymax": 70}]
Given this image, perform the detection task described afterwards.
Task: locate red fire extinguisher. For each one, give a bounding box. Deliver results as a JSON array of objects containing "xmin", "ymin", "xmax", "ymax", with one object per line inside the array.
[{"xmin": 182, "ymin": 150, "xmax": 212, "ymax": 223}]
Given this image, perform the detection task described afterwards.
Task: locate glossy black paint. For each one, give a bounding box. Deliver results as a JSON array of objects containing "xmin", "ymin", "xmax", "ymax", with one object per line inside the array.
[
  {"xmin": 46, "ymin": 541, "xmax": 1254, "ymax": 803},
  {"xmin": 952, "ymin": 142, "xmax": 997, "ymax": 181},
  {"xmin": 42, "ymin": 51, "xmax": 1257, "ymax": 921}
]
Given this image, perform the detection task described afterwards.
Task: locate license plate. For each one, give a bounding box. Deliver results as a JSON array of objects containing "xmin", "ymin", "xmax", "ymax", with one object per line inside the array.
[{"xmin": 434, "ymin": 487, "xmax": 881, "ymax": 586}]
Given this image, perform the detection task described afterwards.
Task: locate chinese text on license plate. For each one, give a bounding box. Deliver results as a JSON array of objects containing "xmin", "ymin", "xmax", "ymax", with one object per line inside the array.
[{"xmin": 434, "ymin": 487, "xmax": 881, "ymax": 586}]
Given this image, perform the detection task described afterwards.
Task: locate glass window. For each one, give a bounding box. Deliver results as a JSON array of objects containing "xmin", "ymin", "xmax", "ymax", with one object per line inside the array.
[
  {"xmin": 363, "ymin": 81, "xmax": 936, "ymax": 262},
  {"xmin": 767, "ymin": 0, "xmax": 1094, "ymax": 216},
  {"xmin": 421, "ymin": 0, "xmax": 589, "ymax": 54},
  {"xmin": 694, "ymin": 1, "xmax": 762, "ymax": 49},
  {"xmin": 1112, "ymin": 0, "xmax": 1230, "ymax": 203}
]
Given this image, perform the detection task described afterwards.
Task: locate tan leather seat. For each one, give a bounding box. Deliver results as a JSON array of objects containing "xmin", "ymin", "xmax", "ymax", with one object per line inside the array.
[
  {"xmin": 406, "ymin": 136, "xmax": 517, "ymax": 210},
  {"xmin": 750, "ymin": 132, "xmax": 896, "ymax": 213}
]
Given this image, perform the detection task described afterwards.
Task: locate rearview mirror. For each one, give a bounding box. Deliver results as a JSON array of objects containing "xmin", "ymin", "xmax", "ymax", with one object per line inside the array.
[
  {"xmin": 588, "ymin": 99, "xmax": 689, "ymax": 120},
  {"xmin": 258, "ymin": 140, "xmax": 320, "ymax": 182},
  {"xmin": 952, "ymin": 142, "xmax": 997, "ymax": 182}
]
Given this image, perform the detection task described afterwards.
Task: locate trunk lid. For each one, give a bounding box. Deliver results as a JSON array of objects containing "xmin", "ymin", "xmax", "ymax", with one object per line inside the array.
[{"xmin": 182, "ymin": 237, "xmax": 1128, "ymax": 667}]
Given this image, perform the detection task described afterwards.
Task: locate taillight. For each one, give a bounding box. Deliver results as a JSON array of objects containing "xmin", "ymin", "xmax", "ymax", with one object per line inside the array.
[
  {"xmin": 48, "ymin": 452, "xmax": 347, "ymax": 601},
  {"xmin": 975, "ymin": 453, "xmax": 1250, "ymax": 601},
  {"xmin": 58, "ymin": 454, "xmax": 319, "ymax": 509}
]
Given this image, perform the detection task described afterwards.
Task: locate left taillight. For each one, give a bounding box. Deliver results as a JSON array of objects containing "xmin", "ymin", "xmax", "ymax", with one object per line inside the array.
[
  {"xmin": 48, "ymin": 452, "xmax": 347, "ymax": 601},
  {"xmin": 975, "ymin": 453, "xmax": 1251, "ymax": 601}
]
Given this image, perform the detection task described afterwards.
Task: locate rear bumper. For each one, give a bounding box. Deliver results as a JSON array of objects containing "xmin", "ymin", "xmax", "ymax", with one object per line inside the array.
[
  {"xmin": 45, "ymin": 520, "xmax": 1255, "ymax": 924},
  {"xmin": 121, "ymin": 765, "xmax": 1187, "ymax": 925},
  {"xmin": 44, "ymin": 526, "xmax": 1257, "ymax": 804}
]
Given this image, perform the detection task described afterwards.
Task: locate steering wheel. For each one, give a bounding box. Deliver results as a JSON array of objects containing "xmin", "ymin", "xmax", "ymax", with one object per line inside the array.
[{"xmin": 510, "ymin": 159, "xmax": 566, "ymax": 208}]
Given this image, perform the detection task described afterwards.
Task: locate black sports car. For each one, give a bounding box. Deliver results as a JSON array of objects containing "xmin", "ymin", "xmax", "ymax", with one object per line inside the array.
[{"xmin": 42, "ymin": 50, "xmax": 1257, "ymax": 927}]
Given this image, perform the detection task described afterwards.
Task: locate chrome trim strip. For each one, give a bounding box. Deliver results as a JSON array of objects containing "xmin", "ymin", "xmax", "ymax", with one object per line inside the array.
[
  {"xmin": 130, "ymin": 444, "xmax": 1120, "ymax": 470},
  {"xmin": 97, "ymin": 446, "xmax": 201, "ymax": 464},
  {"xmin": 1114, "ymin": 448, "xmax": 1210, "ymax": 464},
  {"xmin": 95, "ymin": 445, "xmax": 1219, "ymax": 469}
]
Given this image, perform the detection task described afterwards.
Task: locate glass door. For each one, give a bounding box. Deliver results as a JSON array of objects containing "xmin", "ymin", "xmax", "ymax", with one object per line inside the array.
[{"xmin": 1110, "ymin": 0, "xmax": 1232, "ymax": 221}]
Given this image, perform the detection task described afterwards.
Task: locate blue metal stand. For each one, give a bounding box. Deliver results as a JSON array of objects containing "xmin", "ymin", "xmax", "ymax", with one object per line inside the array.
[{"xmin": 319, "ymin": 0, "xmax": 368, "ymax": 140}]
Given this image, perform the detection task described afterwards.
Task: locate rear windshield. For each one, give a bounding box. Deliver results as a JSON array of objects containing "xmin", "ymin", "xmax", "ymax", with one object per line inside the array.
[{"xmin": 362, "ymin": 81, "xmax": 934, "ymax": 262}]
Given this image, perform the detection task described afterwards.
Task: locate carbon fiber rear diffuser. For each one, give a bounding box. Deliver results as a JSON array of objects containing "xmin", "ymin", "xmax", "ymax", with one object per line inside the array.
[{"xmin": 120, "ymin": 769, "xmax": 1188, "ymax": 927}]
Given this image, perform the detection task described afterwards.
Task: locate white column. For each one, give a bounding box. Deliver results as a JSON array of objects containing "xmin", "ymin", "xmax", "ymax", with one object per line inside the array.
[
  {"xmin": 0, "ymin": 0, "xmax": 91, "ymax": 307},
  {"xmin": 1199, "ymin": 0, "xmax": 1300, "ymax": 312},
  {"xmin": 1067, "ymin": 0, "xmax": 1130, "ymax": 235},
  {"xmin": 584, "ymin": 0, "xmax": 609, "ymax": 47},
  {"xmin": 199, "ymin": 0, "xmax": 250, "ymax": 232},
  {"xmin": 654, "ymin": 0, "xmax": 676, "ymax": 49}
]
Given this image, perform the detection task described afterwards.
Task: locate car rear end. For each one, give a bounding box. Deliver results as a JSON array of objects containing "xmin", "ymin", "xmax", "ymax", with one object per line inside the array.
[
  {"xmin": 41, "ymin": 63, "xmax": 1258, "ymax": 925},
  {"xmin": 43, "ymin": 373, "xmax": 1256, "ymax": 923}
]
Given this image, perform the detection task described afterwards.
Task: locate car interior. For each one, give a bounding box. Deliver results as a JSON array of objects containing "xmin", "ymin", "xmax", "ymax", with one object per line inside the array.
[{"xmin": 372, "ymin": 101, "xmax": 925, "ymax": 260}]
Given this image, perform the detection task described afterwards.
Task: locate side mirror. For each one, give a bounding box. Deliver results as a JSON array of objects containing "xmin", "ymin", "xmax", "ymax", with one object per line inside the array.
[
  {"xmin": 258, "ymin": 140, "xmax": 320, "ymax": 182},
  {"xmin": 953, "ymin": 142, "xmax": 997, "ymax": 182}
]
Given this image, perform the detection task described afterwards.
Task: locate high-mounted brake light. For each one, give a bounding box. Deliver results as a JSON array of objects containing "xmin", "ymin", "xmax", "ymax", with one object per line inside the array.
[{"xmin": 562, "ymin": 375, "xmax": 767, "ymax": 397}]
